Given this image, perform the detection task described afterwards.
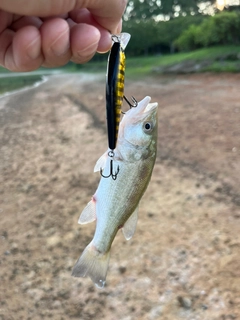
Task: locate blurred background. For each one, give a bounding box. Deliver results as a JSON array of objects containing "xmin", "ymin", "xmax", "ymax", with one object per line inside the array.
[{"xmin": 0, "ymin": 1, "xmax": 240, "ymax": 320}]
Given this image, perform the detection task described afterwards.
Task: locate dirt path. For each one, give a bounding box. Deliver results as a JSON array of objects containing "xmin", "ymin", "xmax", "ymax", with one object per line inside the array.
[{"xmin": 0, "ymin": 73, "xmax": 239, "ymax": 320}]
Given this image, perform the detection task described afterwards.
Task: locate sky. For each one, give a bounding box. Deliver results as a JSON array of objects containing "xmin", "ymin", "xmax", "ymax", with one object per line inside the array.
[{"xmin": 216, "ymin": 0, "xmax": 240, "ymax": 10}]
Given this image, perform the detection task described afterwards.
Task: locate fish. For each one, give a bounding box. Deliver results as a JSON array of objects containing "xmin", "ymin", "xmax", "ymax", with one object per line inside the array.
[
  {"xmin": 106, "ymin": 33, "xmax": 131, "ymax": 151},
  {"xmin": 72, "ymin": 96, "xmax": 158, "ymax": 288}
]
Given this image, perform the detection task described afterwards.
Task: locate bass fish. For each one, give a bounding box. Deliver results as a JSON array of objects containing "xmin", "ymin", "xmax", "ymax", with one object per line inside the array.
[
  {"xmin": 72, "ymin": 96, "xmax": 158, "ymax": 288},
  {"xmin": 106, "ymin": 33, "xmax": 131, "ymax": 151}
]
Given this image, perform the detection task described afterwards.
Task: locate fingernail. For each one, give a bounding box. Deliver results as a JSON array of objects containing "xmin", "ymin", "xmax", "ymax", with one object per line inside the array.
[
  {"xmin": 27, "ymin": 37, "xmax": 41, "ymax": 60},
  {"xmin": 78, "ymin": 41, "xmax": 99, "ymax": 57},
  {"xmin": 97, "ymin": 32, "xmax": 112, "ymax": 54}
]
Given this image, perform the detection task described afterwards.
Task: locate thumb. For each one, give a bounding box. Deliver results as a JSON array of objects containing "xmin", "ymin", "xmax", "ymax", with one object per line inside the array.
[{"xmin": 85, "ymin": 0, "xmax": 126, "ymax": 33}]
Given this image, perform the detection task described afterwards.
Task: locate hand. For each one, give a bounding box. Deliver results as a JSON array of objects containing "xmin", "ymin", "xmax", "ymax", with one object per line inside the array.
[{"xmin": 0, "ymin": 0, "xmax": 127, "ymax": 71}]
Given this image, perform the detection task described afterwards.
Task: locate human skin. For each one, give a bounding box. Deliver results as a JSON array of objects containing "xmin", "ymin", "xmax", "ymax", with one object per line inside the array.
[{"xmin": 0, "ymin": 0, "xmax": 127, "ymax": 71}]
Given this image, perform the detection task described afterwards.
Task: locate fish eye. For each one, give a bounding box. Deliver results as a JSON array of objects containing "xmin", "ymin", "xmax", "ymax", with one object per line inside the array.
[{"xmin": 143, "ymin": 122, "xmax": 153, "ymax": 133}]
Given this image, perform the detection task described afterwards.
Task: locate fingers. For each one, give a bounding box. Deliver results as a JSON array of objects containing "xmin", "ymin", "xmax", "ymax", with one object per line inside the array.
[
  {"xmin": 0, "ymin": 0, "xmax": 127, "ymax": 33},
  {"xmin": 40, "ymin": 18, "xmax": 71, "ymax": 67},
  {"xmin": 0, "ymin": 0, "xmax": 127, "ymax": 71},
  {"xmin": 70, "ymin": 23, "xmax": 100, "ymax": 64},
  {"xmin": 0, "ymin": 21, "xmax": 106, "ymax": 70},
  {"xmin": 84, "ymin": 0, "xmax": 127, "ymax": 34},
  {"xmin": 41, "ymin": 17, "xmax": 107, "ymax": 67},
  {"xmin": 0, "ymin": 28, "xmax": 15, "ymax": 69},
  {"xmin": 69, "ymin": 8, "xmax": 112, "ymax": 53},
  {"xmin": 0, "ymin": 18, "xmax": 72, "ymax": 71},
  {"xmin": 10, "ymin": 16, "xmax": 43, "ymax": 31},
  {"xmin": 0, "ymin": 0, "xmax": 77, "ymax": 16},
  {"xmin": 0, "ymin": 26, "xmax": 43, "ymax": 71},
  {"xmin": 0, "ymin": 17, "xmax": 106, "ymax": 71}
]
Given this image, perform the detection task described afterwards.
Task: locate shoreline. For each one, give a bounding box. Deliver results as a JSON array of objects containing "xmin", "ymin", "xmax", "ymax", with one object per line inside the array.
[{"xmin": 0, "ymin": 75, "xmax": 48, "ymax": 101}]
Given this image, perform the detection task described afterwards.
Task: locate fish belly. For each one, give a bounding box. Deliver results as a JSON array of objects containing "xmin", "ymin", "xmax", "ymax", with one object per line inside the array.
[{"xmin": 92, "ymin": 157, "xmax": 153, "ymax": 253}]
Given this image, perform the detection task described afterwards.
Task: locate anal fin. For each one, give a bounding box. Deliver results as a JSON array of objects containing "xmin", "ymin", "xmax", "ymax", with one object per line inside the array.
[{"xmin": 122, "ymin": 206, "xmax": 139, "ymax": 240}]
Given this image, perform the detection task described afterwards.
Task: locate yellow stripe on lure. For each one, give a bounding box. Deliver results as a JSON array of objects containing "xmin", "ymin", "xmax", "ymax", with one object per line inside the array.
[{"xmin": 106, "ymin": 33, "xmax": 131, "ymax": 151}]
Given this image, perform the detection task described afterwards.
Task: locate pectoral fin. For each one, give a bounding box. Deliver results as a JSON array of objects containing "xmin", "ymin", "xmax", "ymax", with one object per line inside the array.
[
  {"xmin": 94, "ymin": 151, "xmax": 108, "ymax": 172},
  {"xmin": 122, "ymin": 206, "xmax": 139, "ymax": 240},
  {"xmin": 78, "ymin": 199, "xmax": 96, "ymax": 224}
]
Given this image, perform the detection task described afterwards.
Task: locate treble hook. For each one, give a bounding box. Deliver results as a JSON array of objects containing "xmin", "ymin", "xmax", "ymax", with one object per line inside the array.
[
  {"xmin": 123, "ymin": 96, "xmax": 138, "ymax": 109},
  {"xmin": 100, "ymin": 151, "xmax": 120, "ymax": 180}
]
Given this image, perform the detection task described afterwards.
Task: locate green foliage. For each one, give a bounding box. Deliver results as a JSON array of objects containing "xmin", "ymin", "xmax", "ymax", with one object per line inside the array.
[
  {"xmin": 123, "ymin": 20, "xmax": 159, "ymax": 55},
  {"xmin": 212, "ymin": 11, "xmax": 240, "ymax": 44},
  {"xmin": 175, "ymin": 11, "xmax": 240, "ymax": 51},
  {"xmin": 77, "ymin": 45, "xmax": 240, "ymax": 75},
  {"xmin": 126, "ymin": 0, "xmax": 161, "ymax": 20},
  {"xmin": 0, "ymin": 75, "xmax": 42, "ymax": 94},
  {"xmin": 124, "ymin": 45, "xmax": 240, "ymax": 76},
  {"xmin": 126, "ymin": 0, "xmax": 215, "ymax": 20},
  {"xmin": 203, "ymin": 61, "xmax": 240, "ymax": 73},
  {"xmin": 123, "ymin": 15, "xmax": 205, "ymax": 55},
  {"xmin": 0, "ymin": 66, "xmax": 10, "ymax": 73},
  {"xmin": 157, "ymin": 15, "xmax": 205, "ymax": 45}
]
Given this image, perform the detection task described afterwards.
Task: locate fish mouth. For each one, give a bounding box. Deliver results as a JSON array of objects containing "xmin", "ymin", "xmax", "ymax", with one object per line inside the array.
[
  {"xmin": 125, "ymin": 96, "xmax": 158, "ymax": 118},
  {"xmin": 143, "ymin": 101, "xmax": 158, "ymax": 114},
  {"xmin": 141, "ymin": 97, "xmax": 158, "ymax": 118}
]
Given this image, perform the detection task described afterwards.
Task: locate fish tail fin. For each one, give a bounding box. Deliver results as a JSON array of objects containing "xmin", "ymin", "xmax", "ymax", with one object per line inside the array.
[{"xmin": 72, "ymin": 242, "xmax": 110, "ymax": 288}]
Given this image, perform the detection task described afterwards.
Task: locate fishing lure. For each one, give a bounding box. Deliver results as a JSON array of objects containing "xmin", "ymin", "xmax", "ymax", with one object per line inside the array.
[
  {"xmin": 105, "ymin": 32, "xmax": 131, "ymax": 152},
  {"xmin": 101, "ymin": 33, "xmax": 131, "ymax": 180}
]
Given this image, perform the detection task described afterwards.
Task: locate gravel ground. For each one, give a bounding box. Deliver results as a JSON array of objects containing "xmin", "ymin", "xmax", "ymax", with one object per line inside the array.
[{"xmin": 0, "ymin": 72, "xmax": 240, "ymax": 320}]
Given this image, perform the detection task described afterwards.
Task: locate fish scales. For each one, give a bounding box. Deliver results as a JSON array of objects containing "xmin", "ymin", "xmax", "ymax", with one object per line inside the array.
[
  {"xmin": 72, "ymin": 96, "xmax": 158, "ymax": 288},
  {"xmin": 93, "ymin": 155, "xmax": 154, "ymax": 254}
]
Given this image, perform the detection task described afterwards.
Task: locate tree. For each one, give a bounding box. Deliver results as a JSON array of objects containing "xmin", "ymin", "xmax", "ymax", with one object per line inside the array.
[
  {"xmin": 125, "ymin": 0, "xmax": 215, "ymax": 20},
  {"xmin": 123, "ymin": 15, "xmax": 205, "ymax": 55},
  {"xmin": 174, "ymin": 11, "xmax": 240, "ymax": 51}
]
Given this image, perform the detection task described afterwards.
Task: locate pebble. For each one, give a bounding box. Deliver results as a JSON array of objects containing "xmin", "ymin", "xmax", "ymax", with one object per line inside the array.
[
  {"xmin": 119, "ymin": 266, "xmax": 127, "ymax": 274},
  {"xmin": 178, "ymin": 296, "xmax": 192, "ymax": 309},
  {"xmin": 11, "ymin": 242, "xmax": 19, "ymax": 254},
  {"xmin": 46, "ymin": 235, "xmax": 62, "ymax": 248},
  {"xmin": 20, "ymin": 281, "xmax": 32, "ymax": 291},
  {"xmin": 149, "ymin": 306, "xmax": 163, "ymax": 319},
  {"xmin": 27, "ymin": 289, "xmax": 44, "ymax": 302},
  {"xmin": 52, "ymin": 300, "xmax": 62, "ymax": 309},
  {"xmin": 27, "ymin": 271, "xmax": 36, "ymax": 279}
]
